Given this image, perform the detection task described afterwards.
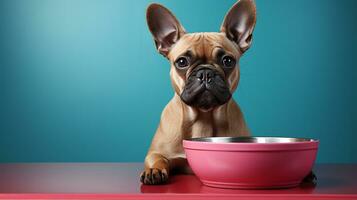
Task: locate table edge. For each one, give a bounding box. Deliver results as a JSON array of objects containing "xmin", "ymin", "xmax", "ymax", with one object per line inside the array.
[{"xmin": 0, "ymin": 193, "xmax": 356, "ymax": 200}]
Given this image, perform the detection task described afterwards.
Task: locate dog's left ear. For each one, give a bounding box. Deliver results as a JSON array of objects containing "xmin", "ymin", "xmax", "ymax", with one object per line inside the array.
[
  {"xmin": 146, "ymin": 4, "xmax": 186, "ymax": 57},
  {"xmin": 220, "ymin": 0, "xmax": 256, "ymax": 53}
]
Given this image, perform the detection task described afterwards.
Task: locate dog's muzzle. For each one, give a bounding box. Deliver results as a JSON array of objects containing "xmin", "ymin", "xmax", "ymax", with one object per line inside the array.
[{"xmin": 180, "ymin": 66, "xmax": 232, "ymax": 110}]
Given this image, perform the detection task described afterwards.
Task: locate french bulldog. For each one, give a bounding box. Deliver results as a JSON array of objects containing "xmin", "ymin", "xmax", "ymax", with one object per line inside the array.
[{"xmin": 140, "ymin": 0, "xmax": 255, "ymax": 185}]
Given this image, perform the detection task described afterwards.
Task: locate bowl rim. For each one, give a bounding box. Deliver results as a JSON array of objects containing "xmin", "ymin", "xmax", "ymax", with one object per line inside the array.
[
  {"xmin": 184, "ymin": 136, "xmax": 319, "ymax": 143},
  {"xmin": 183, "ymin": 136, "xmax": 319, "ymax": 151}
]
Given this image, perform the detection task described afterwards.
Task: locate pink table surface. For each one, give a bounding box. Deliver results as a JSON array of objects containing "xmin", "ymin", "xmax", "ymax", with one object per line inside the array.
[{"xmin": 0, "ymin": 163, "xmax": 356, "ymax": 200}]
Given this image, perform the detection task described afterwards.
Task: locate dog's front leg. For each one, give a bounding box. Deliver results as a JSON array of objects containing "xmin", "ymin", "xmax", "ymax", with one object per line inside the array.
[
  {"xmin": 302, "ymin": 171, "xmax": 317, "ymax": 184},
  {"xmin": 140, "ymin": 152, "xmax": 170, "ymax": 185}
]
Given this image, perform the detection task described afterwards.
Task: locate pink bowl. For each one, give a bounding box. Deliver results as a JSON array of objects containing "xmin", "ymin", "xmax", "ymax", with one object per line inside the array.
[{"xmin": 183, "ymin": 137, "xmax": 319, "ymax": 189}]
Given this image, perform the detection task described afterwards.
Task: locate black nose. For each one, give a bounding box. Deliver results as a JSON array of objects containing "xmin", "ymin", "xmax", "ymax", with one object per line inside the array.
[{"xmin": 196, "ymin": 68, "xmax": 214, "ymax": 83}]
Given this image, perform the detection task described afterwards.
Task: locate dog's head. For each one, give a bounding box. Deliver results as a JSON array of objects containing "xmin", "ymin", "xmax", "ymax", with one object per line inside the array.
[{"xmin": 146, "ymin": 0, "xmax": 256, "ymax": 111}]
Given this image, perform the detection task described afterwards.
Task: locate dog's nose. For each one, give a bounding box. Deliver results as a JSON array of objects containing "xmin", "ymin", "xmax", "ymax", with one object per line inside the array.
[{"xmin": 196, "ymin": 68, "xmax": 214, "ymax": 83}]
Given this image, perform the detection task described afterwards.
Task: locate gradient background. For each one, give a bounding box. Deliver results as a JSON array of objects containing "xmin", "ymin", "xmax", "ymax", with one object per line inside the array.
[{"xmin": 0, "ymin": 0, "xmax": 356, "ymax": 163}]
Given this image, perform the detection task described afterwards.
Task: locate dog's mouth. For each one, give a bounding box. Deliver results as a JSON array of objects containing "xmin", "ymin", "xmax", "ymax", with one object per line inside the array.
[{"xmin": 180, "ymin": 67, "xmax": 231, "ymax": 110}]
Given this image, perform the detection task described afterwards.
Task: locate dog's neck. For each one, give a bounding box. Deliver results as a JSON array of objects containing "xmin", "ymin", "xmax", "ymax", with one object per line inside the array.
[{"xmin": 172, "ymin": 94, "xmax": 232, "ymax": 139}]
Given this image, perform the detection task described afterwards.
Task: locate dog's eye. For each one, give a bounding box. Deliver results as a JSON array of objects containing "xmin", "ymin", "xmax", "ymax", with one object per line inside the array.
[
  {"xmin": 222, "ymin": 56, "xmax": 236, "ymax": 68},
  {"xmin": 175, "ymin": 57, "xmax": 190, "ymax": 68}
]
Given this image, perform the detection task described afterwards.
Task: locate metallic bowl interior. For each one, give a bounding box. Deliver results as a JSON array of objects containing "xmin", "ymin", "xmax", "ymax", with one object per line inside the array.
[{"xmin": 186, "ymin": 137, "xmax": 317, "ymax": 143}]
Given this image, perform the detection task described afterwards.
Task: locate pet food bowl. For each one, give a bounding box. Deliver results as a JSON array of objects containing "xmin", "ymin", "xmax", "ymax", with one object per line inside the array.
[{"xmin": 183, "ymin": 137, "xmax": 319, "ymax": 189}]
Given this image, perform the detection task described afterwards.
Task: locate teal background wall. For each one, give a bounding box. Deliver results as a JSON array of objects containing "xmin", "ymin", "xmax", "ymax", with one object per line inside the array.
[{"xmin": 0, "ymin": 0, "xmax": 356, "ymax": 163}]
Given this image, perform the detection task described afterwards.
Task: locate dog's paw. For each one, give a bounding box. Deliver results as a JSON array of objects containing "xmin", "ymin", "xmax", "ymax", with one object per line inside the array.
[
  {"xmin": 140, "ymin": 168, "xmax": 168, "ymax": 185},
  {"xmin": 302, "ymin": 171, "xmax": 317, "ymax": 183}
]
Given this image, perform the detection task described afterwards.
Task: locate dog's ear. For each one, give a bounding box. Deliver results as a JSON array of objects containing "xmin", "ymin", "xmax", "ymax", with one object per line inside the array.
[
  {"xmin": 220, "ymin": 0, "xmax": 256, "ymax": 53},
  {"xmin": 146, "ymin": 4, "xmax": 186, "ymax": 57}
]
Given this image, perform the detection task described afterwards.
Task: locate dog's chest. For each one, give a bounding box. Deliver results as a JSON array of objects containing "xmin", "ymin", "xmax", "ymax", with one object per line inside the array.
[
  {"xmin": 187, "ymin": 112, "xmax": 223, "ymax": 138},
  {"xmin": 190, "ymin": 119, "xmax": 214, "ymax": 138}
]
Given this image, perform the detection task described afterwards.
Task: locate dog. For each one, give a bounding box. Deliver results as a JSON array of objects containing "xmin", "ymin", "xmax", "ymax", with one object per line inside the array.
[{"xmin": 140, "ymin": 0, "xmax": 256, "ymax": 185}]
